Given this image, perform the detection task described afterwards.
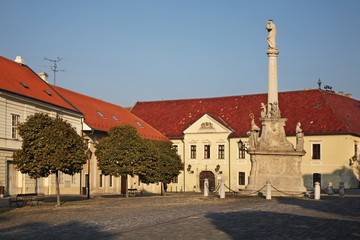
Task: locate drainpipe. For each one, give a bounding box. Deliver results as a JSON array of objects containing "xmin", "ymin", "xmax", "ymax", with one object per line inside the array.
[
  {"xmin": 228, "ymin": 137, "xmax": 231, "ymax": 191},
  {"xmin": 182, "ymin": 139, "xmax": 185, "ymax": 192}
]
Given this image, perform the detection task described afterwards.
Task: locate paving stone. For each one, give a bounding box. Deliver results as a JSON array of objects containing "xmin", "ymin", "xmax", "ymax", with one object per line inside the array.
[{"xmin": 0, "ymin": 191, "xmax": 359, "ymax": 239}]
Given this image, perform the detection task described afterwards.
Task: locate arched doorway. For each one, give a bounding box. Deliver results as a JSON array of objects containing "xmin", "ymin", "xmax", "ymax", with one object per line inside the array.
[{"xmin": 199, "ymin": 171, "xmax": 215, "ymax": 191}]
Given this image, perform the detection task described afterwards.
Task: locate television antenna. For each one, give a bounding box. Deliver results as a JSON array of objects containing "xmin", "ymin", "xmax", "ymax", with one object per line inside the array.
[{"xmin": 43, "ymin": 57, "xmax": 65, "ymax": 85}]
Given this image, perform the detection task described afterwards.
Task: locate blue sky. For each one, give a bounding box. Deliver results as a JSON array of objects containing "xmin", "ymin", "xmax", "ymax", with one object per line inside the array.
[{"xmin": 1, "ymin": 1, "xmax": 359, "ymax": 106}]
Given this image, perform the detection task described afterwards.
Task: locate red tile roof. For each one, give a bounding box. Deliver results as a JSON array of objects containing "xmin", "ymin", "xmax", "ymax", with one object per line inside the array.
[
  {"xmin": 0, "ymin": 56, "xmax": 80, "ymax": 113},
  {"xmin": 52, "ymin": 85, "xmax": 169, "ymax": 141},
  {"xmin": 131, "ymin": 90, "xmax": 360, "ymax": 138}
]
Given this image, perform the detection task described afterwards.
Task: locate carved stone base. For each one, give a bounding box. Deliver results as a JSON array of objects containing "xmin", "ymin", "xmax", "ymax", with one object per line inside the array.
[
  {"xmin": 245, "ymin": 117, "xmax": 306, "ymax": 195},
  {"xmin": 245, "ymin": 152, "xmax": 306, "ymax": 194}
]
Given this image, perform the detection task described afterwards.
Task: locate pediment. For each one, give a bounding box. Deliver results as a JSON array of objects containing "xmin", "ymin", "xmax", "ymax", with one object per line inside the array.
[{"xmin": 183, "ymin": 114, "xmax": 233, "ymax": 135}]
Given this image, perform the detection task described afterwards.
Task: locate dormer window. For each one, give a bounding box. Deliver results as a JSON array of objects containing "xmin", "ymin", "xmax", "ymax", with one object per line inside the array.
[
  {"xmin": 19, "ymin": 82, "xmax": 29, "ymax": 89},
  {"xmin": 44, "ymin": 90, "xmax": 52, "ymax": 96},
  {"xmin": 135, "ymin": 120, "xmax": 144, "ymax": 128},
  {"xmin": 96, "ymin": 111, "xmax": 106, "ymax": 119}
]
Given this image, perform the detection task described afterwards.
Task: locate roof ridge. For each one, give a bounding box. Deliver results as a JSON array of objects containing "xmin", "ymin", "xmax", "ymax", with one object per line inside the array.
[
  {"xmin": 134, "ymin": 89, "xmax": 321, "ymax": 105},
  {"xmin": 53, "ymin": 85, "xmax": 125, "ymax": 109}
]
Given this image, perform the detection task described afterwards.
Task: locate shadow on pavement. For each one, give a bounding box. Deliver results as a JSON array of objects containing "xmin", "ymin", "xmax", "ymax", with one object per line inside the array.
[
  {"xmin": 206, "ymin": 210, "xmax": 360, "ymax": 239},
  {"xmin": 0, "ymin": 220, "xmax": 114, "ymax": 240},
  {"xmin": 275, "ymin": 194, "xmax": 360, "ymax": 218},
  {"xmin": 44, "ymin": 195, "xmax": 88, "ymax": 204}
]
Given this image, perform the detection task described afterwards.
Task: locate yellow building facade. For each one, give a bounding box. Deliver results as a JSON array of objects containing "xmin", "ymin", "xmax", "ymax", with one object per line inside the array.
[{"xmin": 131, "ymin": 89, "xmax": 360, "ymax": 193}]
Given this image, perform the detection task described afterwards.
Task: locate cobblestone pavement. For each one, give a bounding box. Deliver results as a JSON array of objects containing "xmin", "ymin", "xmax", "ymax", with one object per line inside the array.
[{"xmin": 0, "ymin": 191, "xmax": 360, "ymax": 240}]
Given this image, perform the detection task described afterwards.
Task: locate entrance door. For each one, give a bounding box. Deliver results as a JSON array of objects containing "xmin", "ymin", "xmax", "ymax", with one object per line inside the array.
[
  {"xmin": 121, "ymin": 175, "xmax": 127, "ymax": 195},
  {"xmin": 199, "ymin": 171, "xmax": 215, "ymax": 191},
  {"xmin": 313, "ymin": 173, "xmax": 321, "ymax": 187},
  {"xmin": 7, "ymin": 161, "xmax": 17, "ymax": 196}
]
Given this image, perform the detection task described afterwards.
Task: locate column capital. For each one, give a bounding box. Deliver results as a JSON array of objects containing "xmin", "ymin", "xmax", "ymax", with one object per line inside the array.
[{"xmin": 266, "ymin": 49, "xmax": 279, "ymax": 56}]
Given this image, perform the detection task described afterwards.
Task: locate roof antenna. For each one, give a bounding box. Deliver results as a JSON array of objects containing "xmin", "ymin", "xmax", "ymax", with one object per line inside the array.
[
  {"xmin": 317, "ymin": 78, "xmax": 322, "ymax": 89},
  {"xmin": 43, "ymin": 57, "xmax": 65, "ymax": 85}
]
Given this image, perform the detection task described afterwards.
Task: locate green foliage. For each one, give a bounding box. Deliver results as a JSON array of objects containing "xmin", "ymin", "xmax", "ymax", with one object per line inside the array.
[
  {"xmin": 95, "ymin": 125, "xmax": 183, "ymax": 185},
  {"xmin": 95, "ymin": 125, "xmax": 146, "ymax": 177},
  {"xmin": 13, "ymin": 113, "xmax": 87, "ymax": 178},
  {"xmin": 140, "ymin": 140, "xmax": 183, "ymax": 184}
]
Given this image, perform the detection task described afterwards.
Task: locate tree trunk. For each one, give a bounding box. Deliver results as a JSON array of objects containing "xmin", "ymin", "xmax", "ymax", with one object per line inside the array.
[
  {"xmin": 56, "ymin": 170, "xmax": 61, "ymax": 207},
  {"xmin": 125, "ymin": 175, "xmax": 129, "ymax": 198},
  {"xmin": 161, "ymin": 182, "xmax": 166, "ymax": 196}
]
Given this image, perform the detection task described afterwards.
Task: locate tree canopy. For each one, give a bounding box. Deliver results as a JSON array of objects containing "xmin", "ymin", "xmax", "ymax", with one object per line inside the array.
[
  {"xmin": 95, "ymin": 125, "xmax": 183, "ymax": 188},
  {"xmin": 95, "ymin": 125, "xmax": 149, "ymax": 177},
  {"xmin": 140, "ymin": 140, "xmax": 183, "ymax": 185},
  {"xmin": 13, "ymin": 113, "xmax": 87, "ymax": 205}
]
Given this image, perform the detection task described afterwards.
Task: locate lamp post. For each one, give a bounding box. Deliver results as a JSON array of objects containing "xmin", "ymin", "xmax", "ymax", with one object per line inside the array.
[{"xmin": 86, "ymin": 148, "xmax": 92, "ymax": 199}]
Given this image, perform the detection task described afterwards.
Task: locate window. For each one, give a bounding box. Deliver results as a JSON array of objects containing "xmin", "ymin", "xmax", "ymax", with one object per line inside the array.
[
  {"xmin": 239, "ymin": 172, "xmax": 246, "ymax": 185},
  {"xmin": 19, "ymin": 82, "xmax": 29, "ymax": 89},
  {"xmin": 135, "ymin": 120, "xmax": 144, "ymax": 128},
  {"xmin": 312, "ymin": 143, "xmax": 321, "ymax": 159},
  {"xmin": 96, "ymin": 111, "xmax": 106, "ymax": 119},
  {"xmin": 72, "ymin": 175, "xmax": 76, "ymax": 184},
  {"xmin": 204, "ymin": 145, "xmax": 211, "ymax": 159},
  {"xmin": 238, "ymin": 140, "xmax": 246, "ymax": 159},
  {"xmin": 172, "ymin": 145, "xmax": 178, "ymax": 154},
  {"xmin": 218, "ymin": 145, "xmax": 225, "ymax": 159},
  {"xmin": 111, "ymin": 115, "xmax": 120, "ymax": 123},
  {"xmin": 313, "ymin": 173, "xmax": 321, "ymax": 187},
  {"xmin": 109, "ymin": 175, "xmax": 113, "ymax": 187},
  {"xmin": 43, "ymin": 90, "xmax": 52, "ymax": 96},
  {"xmin": 11, "ymin": 114, "xmax": 20, "ymax": 139},
  {"xmin": 190, "ymin": 145, "xmax": 196, "ymax": 159},
  {"xmin": 355, "ymin": 142, "xmax": 358, "ymax": 160},
  {"xmin": 99, "ymin": 174, "xmax": 103, "ymax": 187},
  {"xmin": 172, "ymin": 175, "xmax": 178, "ymax": 183}
]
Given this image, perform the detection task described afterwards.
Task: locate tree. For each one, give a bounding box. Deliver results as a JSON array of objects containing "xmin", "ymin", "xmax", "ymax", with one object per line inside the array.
[
  {"xmin": 95, "ymin": 125, "xmax": 183, "ymax": 196},
  {"xmin": 139, "ymin": 140, "xmax": 183, "ymax": 195},
  {"xmin": 13, "ymin": 113, "xmax": 87, "ymax": 206},
  {"xmin": 95, "ymin": 125, "xmax": 147, "ymax": 197}
]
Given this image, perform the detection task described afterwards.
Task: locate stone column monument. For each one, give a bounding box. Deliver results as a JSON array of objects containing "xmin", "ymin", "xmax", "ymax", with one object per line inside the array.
[
  {"xmin": 266, "ymin": 19, "xmax": 279, "ymax": 105},
  {"xmin": 245, "ymin": 20, "xmax": 306, "ymax": 195}
]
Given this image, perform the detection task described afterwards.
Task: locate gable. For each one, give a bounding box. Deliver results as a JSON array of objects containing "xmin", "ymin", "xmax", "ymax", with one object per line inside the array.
[{"xmin": 184, "ymin": 114, "xmax": 233, "ymax": 135}]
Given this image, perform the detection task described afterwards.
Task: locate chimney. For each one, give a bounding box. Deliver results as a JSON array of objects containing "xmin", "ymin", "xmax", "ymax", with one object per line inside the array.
[
  {"xmin": 345, "ymin": 93, "xmax": 352, "ymax": 98},
  {"xmin": 338, "ymin": 91, "xmax": 344, "ymax": 96},
  {"xmin": 14, "ymin": 56, "xmax": 26, "ymax": 65},
  {"xmin": 38, "ymin": 72, "xmax": 49, "ymax": 83},
  {"xmin": 304, "ymin": 88, "xmax": 311, "ymax": 91}
]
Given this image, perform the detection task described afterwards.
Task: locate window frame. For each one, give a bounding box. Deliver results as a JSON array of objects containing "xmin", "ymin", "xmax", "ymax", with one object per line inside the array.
[
  {"xmin": 190, "ymin": 145, "xmax": 197, "ymax": 159},
  {"xmin": 313, "ymin": 173, "xmax": 321, "ymax": 187},
  {"xmin": 11, "ymin": 114, "xmax": 20, "ymax": 139},
  {"xmin": 172, "ymin": 144, "xmax": 179, "ymax": 154},
  {"xmin": 238, "ymin": 172, "xmax": 246, "ymax": 185},
  {"xmin": 99, "ymin": 174, "xmax": 103, "ymax": 188},
  {"xmin": 204, "ymin": 145, "xmax": 211, "ymax": 159},
  {"xmin": 172, "ymin": 175, "xmax": 178, "ymax": 183},
  {"xmin": 311, "ymin": 143, "xmax": 321, "ymax": 160},
  {"xmin": 217, "ymin": 144, "xmax": 225, "ymax": 159},
  {"xmin": 238, "ymin": 140, "xmax": 246, "ymax": 159}
]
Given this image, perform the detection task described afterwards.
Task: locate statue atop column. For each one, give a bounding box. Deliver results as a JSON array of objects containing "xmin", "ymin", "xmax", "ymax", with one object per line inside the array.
[{"xmin": 266, "ymin": 19, "xmax": 277, "ymax": 50}]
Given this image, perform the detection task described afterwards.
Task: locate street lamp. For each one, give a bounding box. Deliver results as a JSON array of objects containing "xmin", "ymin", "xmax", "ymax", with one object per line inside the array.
[{"xmin": 86, "ymin": 148, "xmax": 92, "ymax": 199}]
